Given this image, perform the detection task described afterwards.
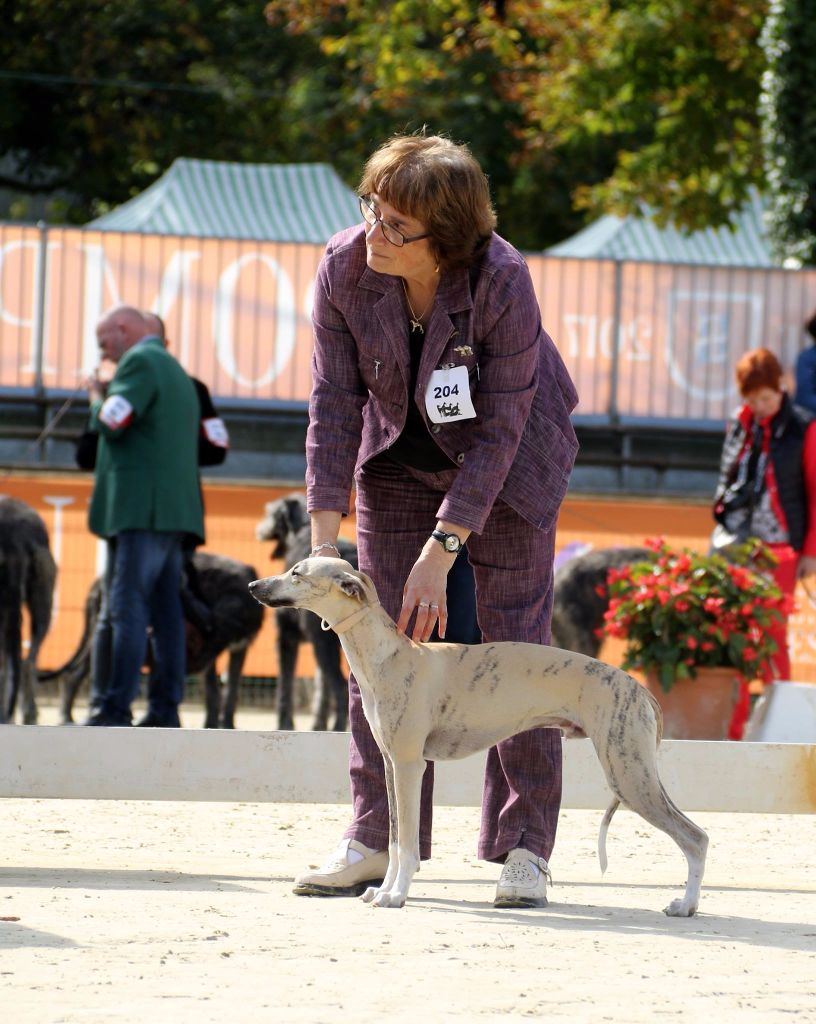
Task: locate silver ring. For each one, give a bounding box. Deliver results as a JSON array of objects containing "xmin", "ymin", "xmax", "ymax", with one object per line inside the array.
[
  {"xmin": 430, "ymin": 603, "xmax": 439, "ymax": 610},
  {"xmin": 418, "ymin": 601, "xmax": 429, "ymax": 608}
]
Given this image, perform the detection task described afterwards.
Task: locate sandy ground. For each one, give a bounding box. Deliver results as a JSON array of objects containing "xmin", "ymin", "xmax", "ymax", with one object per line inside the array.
[{"xmin": 2, "ymin": 700, "xmax": 815, "ymax": 1023}]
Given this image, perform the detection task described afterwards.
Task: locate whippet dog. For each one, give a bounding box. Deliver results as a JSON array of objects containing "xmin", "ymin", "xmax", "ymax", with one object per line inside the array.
[{"xmin": 249, "ymin": 558, "xmax": 708, "ymax": 915}]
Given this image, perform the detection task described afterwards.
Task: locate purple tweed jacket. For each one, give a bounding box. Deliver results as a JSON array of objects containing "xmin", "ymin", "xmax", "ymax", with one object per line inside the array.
[{"xmin": 306, "ymin": 225, "xmax": 579, "ymax": 534}]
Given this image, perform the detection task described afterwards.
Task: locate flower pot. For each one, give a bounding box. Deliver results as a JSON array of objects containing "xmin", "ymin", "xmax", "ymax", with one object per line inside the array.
[{"xmin": 645, "ymin": 667, "xmax": 741, "ymax": 740}]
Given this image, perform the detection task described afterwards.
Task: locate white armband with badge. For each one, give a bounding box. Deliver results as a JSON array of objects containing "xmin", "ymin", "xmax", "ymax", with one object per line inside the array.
[
  {"xmin": 424, "ymin": 365, "xmax": 476, "ymax": 424},
  {"xmin": 98, "ymin": 395, "xmax": 134, "ymax": 431},
  {"xmin": 202, "ymin": 417, "xmax": 230, "ymax": 448}
]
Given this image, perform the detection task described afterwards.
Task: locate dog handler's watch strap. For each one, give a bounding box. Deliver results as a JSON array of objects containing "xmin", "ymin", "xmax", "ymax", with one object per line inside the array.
[{"xmin": 431, "ymin": 529, "xmax": 463, "ymax": 554}]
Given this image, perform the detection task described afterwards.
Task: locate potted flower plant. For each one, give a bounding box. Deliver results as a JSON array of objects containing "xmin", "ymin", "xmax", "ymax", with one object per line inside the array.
[{"xmin": 601, "ymin": 537, "xmax": 792, "ymax": 739}]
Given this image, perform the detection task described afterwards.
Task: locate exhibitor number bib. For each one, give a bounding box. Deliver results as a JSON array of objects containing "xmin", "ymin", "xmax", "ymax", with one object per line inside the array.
[{"xmin": 424, "ymin": 365, "xmax": 476, "ymax": 424}]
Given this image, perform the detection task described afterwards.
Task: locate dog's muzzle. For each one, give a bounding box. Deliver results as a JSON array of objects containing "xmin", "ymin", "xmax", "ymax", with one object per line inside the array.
[{"xmin": 248, "ymin": 578, "xmax": 291, "ymax": 607}]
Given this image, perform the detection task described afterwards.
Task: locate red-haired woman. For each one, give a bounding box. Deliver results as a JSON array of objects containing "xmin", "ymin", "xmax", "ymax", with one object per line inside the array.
[{"xmin": 713, "ymin": 347, "xmax": 816, "ymax": 736}]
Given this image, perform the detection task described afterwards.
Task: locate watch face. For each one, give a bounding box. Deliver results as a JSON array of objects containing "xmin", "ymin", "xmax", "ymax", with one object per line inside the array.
[{"xmin": 444, "ymin": 535, "xmax": 460, "ymax": 552}]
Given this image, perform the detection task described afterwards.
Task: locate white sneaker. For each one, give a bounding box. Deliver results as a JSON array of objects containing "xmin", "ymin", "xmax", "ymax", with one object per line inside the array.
[
  {"xmin": 293, "ymin": 838, "xmax": 389, "ymax": 897},
  {"xmin": 494, "ymin": 849, "xmax": 552, "ymax": 908}
]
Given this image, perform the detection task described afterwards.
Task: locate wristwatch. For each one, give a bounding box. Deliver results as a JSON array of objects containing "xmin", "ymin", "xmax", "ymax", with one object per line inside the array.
[{"xmin": 431, "ymin": 529, "xmax": 463, "ymax": 554}]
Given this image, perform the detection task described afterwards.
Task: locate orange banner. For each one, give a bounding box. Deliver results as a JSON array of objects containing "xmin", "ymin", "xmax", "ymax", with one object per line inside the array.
[{"xmin": 4, "ymin": 223, "xmax": 816, "ymax": 422}]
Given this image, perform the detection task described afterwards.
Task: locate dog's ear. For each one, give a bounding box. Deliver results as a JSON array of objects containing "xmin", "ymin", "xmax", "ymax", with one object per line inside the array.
[
  {"xmin": 269, "ymin": 505, "xmax": 287, "ymax": 558},
  {"xmin": 337, "ymin": 569, "xmax": 378, "ymax": 605},
  {"xmin": 337, "ymin": 574, "xmax": 367, "ymax": 603},
  {"xmin": 284, "ymin": 495, "xmax": 307, "ymax": 535}
]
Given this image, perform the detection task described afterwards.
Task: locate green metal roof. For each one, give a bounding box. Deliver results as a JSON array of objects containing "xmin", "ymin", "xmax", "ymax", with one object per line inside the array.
[
  {"xmin": 87, "ymin": 158, "xmax": 360, "ymax": 243},
  {"xmin": 546, "ymin": 189, "xmax": 774, "ymax": 267}
]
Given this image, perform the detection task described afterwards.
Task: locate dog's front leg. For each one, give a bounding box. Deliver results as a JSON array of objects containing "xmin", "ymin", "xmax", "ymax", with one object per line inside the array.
[
  {"xmin": 361, "ymin": 758, "xmax": 401, "ymax": 904},
  {"xmin": 362, "ymin": 756, "xmax": 424, "ymax": 909}
]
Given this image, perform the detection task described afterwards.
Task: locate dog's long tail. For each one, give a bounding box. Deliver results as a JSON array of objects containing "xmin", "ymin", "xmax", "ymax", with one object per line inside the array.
[
  {"xmin": 37, "ymin": 585, "xmax": 97, "ymax": 683},
  {"xmin": 598, "ymin": 799, "xmax": 620, "ymax": 874}
]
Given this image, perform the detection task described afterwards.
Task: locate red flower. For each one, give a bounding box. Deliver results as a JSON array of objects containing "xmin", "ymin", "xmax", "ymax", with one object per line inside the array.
[{"xmin": 600, "ymin": 538, "xmax": 782, "ymax": 688}]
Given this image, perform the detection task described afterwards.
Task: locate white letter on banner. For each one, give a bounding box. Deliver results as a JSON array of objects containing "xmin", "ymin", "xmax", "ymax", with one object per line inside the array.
[
  {"xmin": 148, "ymin": 250, "xmax": 202, "ymax": 365},
  {"xmin": 213, "ymin": 253, "xmax": 295, "ymax": 389},
  {"xmin": 80, "ymin": 243, "xmax": 122, "ymax": 373},
  {"xmin": 0, "ymin": 239, "xmax": 46, "ymax": 373}
]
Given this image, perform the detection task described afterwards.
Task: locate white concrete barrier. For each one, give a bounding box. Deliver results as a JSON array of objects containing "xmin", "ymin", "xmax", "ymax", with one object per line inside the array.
[{"xmin": 1, "ymin": 727, "xmax": 815, "ymax": 813}]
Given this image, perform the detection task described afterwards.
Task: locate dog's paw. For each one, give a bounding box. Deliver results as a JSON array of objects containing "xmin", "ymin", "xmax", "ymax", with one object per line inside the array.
[
  {"xmin": 664, "ymin": 897, "xmax": 698, "ymax": 917},
  {"xmin": 366, "ymin": 888, "xmax": 406, "ymax": 909}
]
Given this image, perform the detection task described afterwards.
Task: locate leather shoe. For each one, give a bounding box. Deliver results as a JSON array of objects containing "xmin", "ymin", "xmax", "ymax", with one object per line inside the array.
[
  {"xmin": 84, "ymin": 710, "xmax": 131, "ymax": 727},
  {"xmin": 135, "ymin": 711, "xmax": 181, "ymax": 728},
  {"xmin": 293, "ymin": 839, "xmax": 389, "ymax": 897},
  {"xmin": 494, "ymin": 849, "xmax": 552, "ymax": 908}
]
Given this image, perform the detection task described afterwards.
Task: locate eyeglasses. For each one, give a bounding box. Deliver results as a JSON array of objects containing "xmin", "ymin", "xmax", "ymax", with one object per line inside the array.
[{"xmin": 359, "ymin": 195, "xmax": 430, "ymax": 247}]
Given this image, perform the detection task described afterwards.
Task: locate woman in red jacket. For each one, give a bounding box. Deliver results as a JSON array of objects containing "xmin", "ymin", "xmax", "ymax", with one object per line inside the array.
[{"xmin": 713, "ymin": 347, "xmax": 816, "ymax": 735}]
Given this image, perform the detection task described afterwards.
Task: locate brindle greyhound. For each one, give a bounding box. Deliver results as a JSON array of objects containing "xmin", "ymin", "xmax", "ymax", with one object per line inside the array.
[{"xmin": 249, "ymin": 557, "xmax": 708, "ymax": 915}]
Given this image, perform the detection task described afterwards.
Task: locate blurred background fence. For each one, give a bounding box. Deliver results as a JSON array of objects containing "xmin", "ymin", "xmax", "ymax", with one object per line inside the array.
[{"xmin": 3, "ymin": 221, "xmax": 816, "ymax": 427}]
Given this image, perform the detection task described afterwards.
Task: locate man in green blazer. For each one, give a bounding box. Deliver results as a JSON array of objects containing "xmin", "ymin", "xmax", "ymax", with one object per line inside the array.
[{"xmin": 85, "ymin": 305, "xmax": 204, "ymax": 727}]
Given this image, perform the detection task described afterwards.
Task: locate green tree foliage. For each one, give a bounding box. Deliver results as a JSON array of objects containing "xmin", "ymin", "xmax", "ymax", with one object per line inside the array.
[
  {"xmin": 527, "ymin": 0, "xmax": 769, "ymax": 231},
  {"xmin": 265, "ymin": 0, "xmax": 592, "ymax": 248},
  {"xmin": 266, "ymin": 0, "xmax": 769, "ymax": 241},
  {"xmin": 760, "ymin": 0, "xmax": 816, "ymax": 265},
  {"xmin": 1, "ymin": 0, "xmax": 770, "ymax": 245},
  {"xmin": 0, "ymin": 0, "xmax": 307, "ymax": 222}
]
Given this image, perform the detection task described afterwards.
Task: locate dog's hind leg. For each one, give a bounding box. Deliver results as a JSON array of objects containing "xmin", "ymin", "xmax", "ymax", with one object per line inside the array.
[
  {"xmin": 311, "ymin": 666, "xmax": 329, "ymax": 731},
  {"xmin": 20, "ymin": 660, "xmax": 38, "ymax": 725},
  {"xmin": 307, "ymin": 623, "xmax": 348, "ymax": 731},
  {"xmin": 275, "ymin": 608, "xmax": 299, "ymax": 730},
  {"xmin": 361, "ymin": 756, "xmax": 424, "ymax": 909},
  {"xmin": 23, "ymin": 545, "xmax": 56, "ymax": 725},
  {"xmin": 2, "ymin": 619, "xmax": 23, "ymax": 723},
  {"xmin": 59, "ymin": 658, "xmax": 89, "ymax": 724},
  {"xmin": 203, "ymin": 664, "xmax": 220, "ymax": 728},
  {"xmin": 221, "ymin": 645, "xmax": 246, "ymax": 729},
  {"xmin": 324, "ymin": 658, "xmax": 348, "ymax": 732},
  {"xmin": 598, "ymin": 741, "xmax": 708, "ymax": 917}
]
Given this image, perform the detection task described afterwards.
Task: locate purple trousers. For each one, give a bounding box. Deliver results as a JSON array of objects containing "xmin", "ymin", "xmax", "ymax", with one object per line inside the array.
[{"xmin": 343, "ymin": 456, "xmax": 563, "ymax": 863}]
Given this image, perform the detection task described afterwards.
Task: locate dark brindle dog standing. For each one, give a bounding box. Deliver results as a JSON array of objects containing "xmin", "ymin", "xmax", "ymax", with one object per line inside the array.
[
  {"xmin": 257, "ymin": 494, "xmax": 357, "ymax": 731},
  {"xmin": 0, "ymin": 497, "xmax": 57, "ymax": 724},
  {"xmin": 43, "ymin": 552, "xmax": 263, "ymax": 728}
]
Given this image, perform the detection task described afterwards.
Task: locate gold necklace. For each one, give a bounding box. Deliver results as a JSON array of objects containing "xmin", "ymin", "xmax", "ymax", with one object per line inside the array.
[{"xmin": 401, "ymin": 278, "xmax": 434, "ymax": 334}]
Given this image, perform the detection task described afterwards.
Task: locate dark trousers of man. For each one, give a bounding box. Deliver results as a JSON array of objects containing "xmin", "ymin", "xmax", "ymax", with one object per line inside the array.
[
  {"xmin": 344, "ymin": 456, "xmax": 563, "ymax": 863},
  {"xmin": 89, "ymin": 530, "xmax": 186, "ymax": 725}
]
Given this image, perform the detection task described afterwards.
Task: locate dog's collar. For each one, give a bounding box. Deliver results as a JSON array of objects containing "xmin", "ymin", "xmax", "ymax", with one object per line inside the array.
[{"xmin": 322, "ymin": 602, "xmax": 379, "ymax": 635}]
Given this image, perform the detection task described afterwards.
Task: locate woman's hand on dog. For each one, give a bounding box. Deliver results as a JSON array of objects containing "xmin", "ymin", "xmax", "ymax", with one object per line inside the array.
[{"xmin": 398, "ymin": 544, "xmax": 456, "ymax": 642}]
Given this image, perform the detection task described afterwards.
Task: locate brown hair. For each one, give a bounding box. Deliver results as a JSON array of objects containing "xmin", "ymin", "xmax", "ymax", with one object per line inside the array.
[
  {"xmin": 358, "ymin": 134, "xmax": 497, "ymax": 271},
  {"xmin": 735, "ymin": 347, "xmax": 783, "ymax": 396}
]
